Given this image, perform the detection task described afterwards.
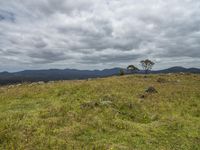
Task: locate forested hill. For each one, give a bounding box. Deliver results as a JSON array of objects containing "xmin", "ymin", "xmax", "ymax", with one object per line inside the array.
[{"xmin": 0, "ymin": 66, "xmax": 199, "ymax": 85}]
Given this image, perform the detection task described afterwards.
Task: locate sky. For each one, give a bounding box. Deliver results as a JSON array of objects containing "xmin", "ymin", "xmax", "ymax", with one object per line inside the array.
[{"xmin": 0, "ymin": 0, "xmax": 200, "ymax": 72}]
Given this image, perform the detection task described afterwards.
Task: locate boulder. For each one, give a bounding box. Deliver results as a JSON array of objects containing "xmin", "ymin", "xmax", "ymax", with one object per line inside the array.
[
  {"xmin": 100, "ymin": 100, "xmax": 112, "ymax": 106},
  {"xmin": 145, "ymin": 86, "xmax": 158, "ymax": 93}
]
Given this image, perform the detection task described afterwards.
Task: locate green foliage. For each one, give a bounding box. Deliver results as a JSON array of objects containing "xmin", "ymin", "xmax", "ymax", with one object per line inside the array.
[
  {"xmin": 0, "ymin": 74, "xmax": 199, "ymax": 149},
  {"xmin": 127, "ymin": 65, "xmax": 140, "ymax": 74},
  {"xmin": 119, "ymin": 69, "xmax": 125, "ymax": 76},
  {"xmin": 140, "ymin": 59, "xmax": 155, "ymax": 74}
]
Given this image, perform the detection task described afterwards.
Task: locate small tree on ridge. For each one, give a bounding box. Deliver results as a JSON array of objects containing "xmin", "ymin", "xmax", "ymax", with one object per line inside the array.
[
  {"xmin": 140, "ymin": 59, "xmax": 155, "ymax": 74},
  {"xmin": 127, "ymin": 65, "xmax": 139, "ymax": 74}
]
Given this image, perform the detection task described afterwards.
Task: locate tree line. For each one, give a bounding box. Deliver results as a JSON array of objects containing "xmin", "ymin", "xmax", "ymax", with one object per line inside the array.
[{"xmin": 120, "ymin": 59, "xmax": 155, "ymax": 75}]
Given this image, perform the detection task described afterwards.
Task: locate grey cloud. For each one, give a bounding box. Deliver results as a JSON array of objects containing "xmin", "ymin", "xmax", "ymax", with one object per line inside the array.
[
  {"xmin": 79, "ymin": 49, "xmax": 142, "ymax": 64},
  {"xmin": 0, "ymin": 0, "xmax": 200, "ymax": 71},
  {"xmin": 0, "ymin": 49, "xmax": 22, "ymax": 56},
  {"xmin": 0, "ymin": 10, "xmax": 15, "ymax": 22},
  {"xmin": 31, "ymin": 37, "xmax": 48, "ymax": 49},
  {"xmin": 28, "ymin": 50, "xmax": 67, "ymax": 64},
  {"xmin": 80, "ymin": 53, "xmax": 141, "ymax": 64},
  {"xmin": 57, "ymin": 18, "xmax": 113, "ymax": 38},
  {"xmin": 19, "ymin": 0, "xmax": 94, "ymax": 17},
  {"xmin": 34, "ymin": 41, "xmax": 47, "ymax": 49}
]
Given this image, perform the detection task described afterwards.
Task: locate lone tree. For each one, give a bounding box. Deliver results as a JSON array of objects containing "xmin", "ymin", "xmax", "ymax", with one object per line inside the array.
[
  {"xmin": 119, "ymin": 69, "xmax": 125, "ymax": 76},
  {"xmin": 127, "ymin": 65, "xmax": 139, "ymax": 74},
  {"xmin": 140, "ymin": 59, "xmax": 155, "ymax": 74}
]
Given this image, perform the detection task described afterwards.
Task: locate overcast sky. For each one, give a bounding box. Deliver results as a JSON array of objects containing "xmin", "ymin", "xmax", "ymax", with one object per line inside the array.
[{"xmin": 0, "ymin": 0, "xmax": 200, "ymax": 72}]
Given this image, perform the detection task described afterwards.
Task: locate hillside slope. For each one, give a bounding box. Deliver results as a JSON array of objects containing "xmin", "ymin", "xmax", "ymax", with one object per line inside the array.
[
  {"xmin": 0, "ymin": 67, "xmax": 200, "ymax": 85},
  {"xmin": 0, "ymin": 74, "xmax": 199, "ymax": 149}
]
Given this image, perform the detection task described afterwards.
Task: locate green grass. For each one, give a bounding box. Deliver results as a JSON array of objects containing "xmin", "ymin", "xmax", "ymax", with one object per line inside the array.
[{"xmin": 0, "ymin": 74, "xmax": 199, "ymax": 149}]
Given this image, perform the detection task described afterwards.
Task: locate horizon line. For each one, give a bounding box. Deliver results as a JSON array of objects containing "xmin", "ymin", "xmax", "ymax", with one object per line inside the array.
[{"xmin": 1, "ymin": 66, "xmax": 200, "ymax": 73}]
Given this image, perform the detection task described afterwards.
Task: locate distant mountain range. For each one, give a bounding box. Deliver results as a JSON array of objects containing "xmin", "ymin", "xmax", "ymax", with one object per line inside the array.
[
  {"xmin": 0, "ymin": 66, "xmax": 199, "ymax": 85},
  {"xmin": 152, "ymin": 66, "xmax": 200, "ymax": 74}
]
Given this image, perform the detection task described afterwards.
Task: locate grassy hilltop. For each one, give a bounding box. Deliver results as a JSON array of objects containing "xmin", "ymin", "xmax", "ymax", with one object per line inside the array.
[{"xmin": 0, "ymin": 74, "xmax": 199, "ymax": 149}]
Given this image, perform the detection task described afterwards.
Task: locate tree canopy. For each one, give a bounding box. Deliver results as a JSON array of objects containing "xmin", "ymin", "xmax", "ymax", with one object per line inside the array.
[
  {"xmin": 127, "ymin": 65, "xmax": 139, "ymax": 73},
  {"xmin": 140, "ymin": 59, "xmax": 155, "ymax": 74}
]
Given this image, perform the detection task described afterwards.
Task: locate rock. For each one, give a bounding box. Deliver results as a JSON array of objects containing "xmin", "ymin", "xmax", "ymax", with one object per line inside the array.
[
  {"xmin": 37, "ymin": 81, "xmax": 45, "ymax": 84},
  {"xmin": 28, "ymin": 83, "xmax": 37, "ymax": 86},
  {"xmin": 100, "ymin": 100, "xmax": 112, "ymax": 106},
  {"xmin": 8, "ymin": 85, "xmax": 15, "ymax": 88},
  {"xmin": 16, "ymin": 84, "xmax": 22, "ymax": 87},
  {"xmin": 139, "ymin": 87, "xmax": 157, "ymax": 99},
  {"xmin": 48, "ymin": 81, "xmax": 55, "ymax": 84},
  {"xmin": 145, "ymin": 86, "xmax": 158, "ymax": 93},
  {"xmin": 87, "ymin": 78, "xmax": 92, "ymax": 81}
]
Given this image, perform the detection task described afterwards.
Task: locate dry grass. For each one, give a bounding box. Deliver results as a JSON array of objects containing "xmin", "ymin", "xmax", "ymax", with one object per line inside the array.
[{"xmin": 0, "ymin": 74, "xmax": 199, "ymax": 149}]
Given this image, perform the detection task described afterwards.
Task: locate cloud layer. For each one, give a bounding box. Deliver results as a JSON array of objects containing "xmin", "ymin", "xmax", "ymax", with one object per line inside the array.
[{"xmin": 0, "ymin": 0, "xmax": 200, "ymax": 71}]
